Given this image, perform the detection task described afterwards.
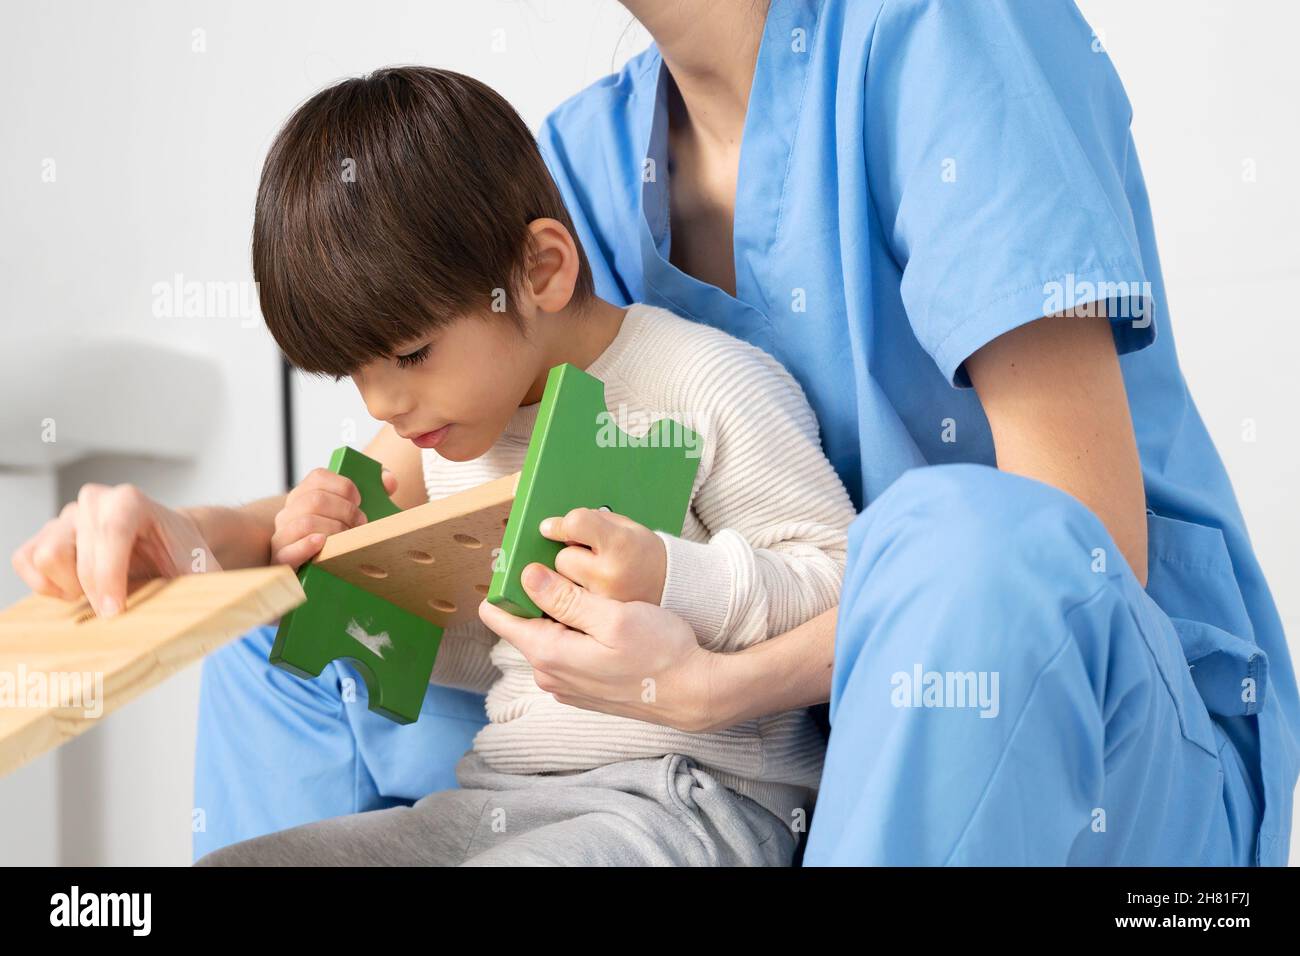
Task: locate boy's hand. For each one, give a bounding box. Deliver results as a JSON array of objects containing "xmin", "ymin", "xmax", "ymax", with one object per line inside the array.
[
  {"xmin": 271, "ymin": 466, "xmax": 397, "ymax": 569},
  {"xmin": 539, "ymin": 508, "xmax": 667, "ymax": 605}
]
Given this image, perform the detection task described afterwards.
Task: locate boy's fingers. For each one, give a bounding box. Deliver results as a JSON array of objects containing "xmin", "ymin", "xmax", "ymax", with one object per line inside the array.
[
  {"xmin": 538, "ymin": 516, "xmax": 567, "ymax": 541},
  {"xmin": 595, "ymin": 511, "xmax": 643, "ymax": 532},
  {"xmin": 540, "ymin": 508, "xmax": 614, "ymax": 550},
  {"xmin": 289, "ymin": 489, "xmax": 367, "ymax": 528},
  {"xmin": 274, "ymin": 533, "xmax": 326, "ymax": 569},
  {"xmin": 290, "ymin": 469, "xmax": 361, "ymax": 512},
  {"xmin": 279, "ymin": 514, "xmax": 353, "ymax": 544},
  {"xmin": 381, "ymin": 467, "xmax": 398, "ymax": 496},
  {"xmin": 553, "ymin": 545, "xmax": 600, "ymax": 590},
  {"xmin": 304, "ymin": 468, "xmax": 361, "ymax": 504}
]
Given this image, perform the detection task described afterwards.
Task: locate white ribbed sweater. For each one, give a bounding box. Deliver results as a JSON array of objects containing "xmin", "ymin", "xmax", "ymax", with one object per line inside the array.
[{"xmin": 424, "ymin": 304, "xmax": 857, "ymax": 825}]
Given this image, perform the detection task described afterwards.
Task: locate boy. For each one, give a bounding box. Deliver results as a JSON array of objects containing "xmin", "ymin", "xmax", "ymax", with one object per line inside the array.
[{"xmin": 196, "ymin": 66, "xmax": 856, "ymax": 866}]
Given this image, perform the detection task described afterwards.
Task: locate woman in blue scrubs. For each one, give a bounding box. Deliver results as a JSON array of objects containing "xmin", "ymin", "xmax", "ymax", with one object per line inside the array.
[{"xmin": 193, "ymin": 0, "xmax": 1298, "ymax": 864}]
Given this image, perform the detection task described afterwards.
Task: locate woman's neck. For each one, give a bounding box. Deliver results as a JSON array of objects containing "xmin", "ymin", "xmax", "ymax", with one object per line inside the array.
[{"xmin": 621, "ymin": 0, "xmax": 768, "ymax": 148}]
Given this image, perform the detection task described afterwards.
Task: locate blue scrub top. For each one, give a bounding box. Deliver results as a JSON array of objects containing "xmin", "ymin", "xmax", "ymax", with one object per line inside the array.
[{"xmin": 537, "ymin": 0, "xmax": 1298, "ymax": 864}]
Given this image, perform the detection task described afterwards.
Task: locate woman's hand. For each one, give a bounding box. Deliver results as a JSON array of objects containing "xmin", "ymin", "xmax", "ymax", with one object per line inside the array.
[
  {"xmin": 10, "ymin": 484, "xmax": 221, "ymax": 618},
  {"xmin": 538, "ymin": 507, "xmax": 667, "ymax": 604},
  {"xmin": 270, "ymin": 466, "xmax": 397, "ymax": 569},
  {"xmin": 478, "ymin": 562, "xmax": 717, "ymax": 732}
]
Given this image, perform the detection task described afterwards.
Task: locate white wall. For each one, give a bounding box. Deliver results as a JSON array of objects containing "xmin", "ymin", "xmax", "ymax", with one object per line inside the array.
[
  {"xmin": 0, "ymin": 0, "xmax": 1295, "ymax": 865},
  {"xmin": 1078, "ymin": 0, "xmax": 1300, "ymax": 861}
]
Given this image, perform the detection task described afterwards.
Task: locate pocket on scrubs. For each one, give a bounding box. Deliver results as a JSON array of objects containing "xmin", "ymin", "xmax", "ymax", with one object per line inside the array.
[
  {"xmin": 1141, "ymin": 512, "xmax": 1266, "ymax": 755},
  {"xmin": 1171, "ymin": 617, "xmax": 1268, "ymax": 718}
]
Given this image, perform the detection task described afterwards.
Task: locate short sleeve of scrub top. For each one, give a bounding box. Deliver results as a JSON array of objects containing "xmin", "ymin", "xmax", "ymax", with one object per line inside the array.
[{"xmin": 864, "ymin": 0, "xmax": 1156, "ymax": 386}]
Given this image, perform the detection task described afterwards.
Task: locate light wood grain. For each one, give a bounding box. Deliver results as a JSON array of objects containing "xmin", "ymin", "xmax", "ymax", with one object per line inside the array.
[
  {"xmin": 314, "ymin": 471, "xmax": 519, "ymax": 627},
  {"xmin": 0, "ymin": 565, "xmax": 305, "ymax": 777}
]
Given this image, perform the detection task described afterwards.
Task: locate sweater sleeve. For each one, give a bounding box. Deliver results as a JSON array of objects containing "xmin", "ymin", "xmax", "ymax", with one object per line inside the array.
[
  {"xmin": 653, "ymin": 343, "xmax": 858, "ymax": 653},
  {"xmin": 428, "ymin": 625, "xmax": 500, "ymax": 694},
  {"xmin": 419, "ymin": 448, "xmax": 504, "ymax": 694}
]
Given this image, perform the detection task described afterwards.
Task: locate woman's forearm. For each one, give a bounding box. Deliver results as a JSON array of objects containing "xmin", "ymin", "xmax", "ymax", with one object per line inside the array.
[
  {"xmin": 479, "ymin": 560, "xmax": 838, "ymax": 734},
  {"xmin": 182, "ymin": 495, "xmax": 284, "ymax": 571},
  {"xmin": 696, "ymin": 604, "xmax": 837, "ymax": 732}
]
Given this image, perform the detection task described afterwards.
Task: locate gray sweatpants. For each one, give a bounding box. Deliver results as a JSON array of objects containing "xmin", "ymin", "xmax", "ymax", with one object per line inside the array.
[{"xmin": 194, "ymin": 750, "xmax": 796, "ymax": 866}]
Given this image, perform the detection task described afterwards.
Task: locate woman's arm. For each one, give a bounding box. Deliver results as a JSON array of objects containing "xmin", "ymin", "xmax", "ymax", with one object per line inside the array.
[
  {"xmin": 480, "ymin": 559, "xmax": 838, "ymax": 733},
  {"xmin": 701, "ymin": 604, "xmax": 837, "ymax": 731},
  {"xmin": 702, "ymin": 307, "xmax": 1152, "ymax": 728},
  {"xmin": 964, "ymin": 308, "xmax": 1149, "ymax": 586},
  {"xmin": 181, "ymin": 496, "xmax": 283, "ymax": 571}
]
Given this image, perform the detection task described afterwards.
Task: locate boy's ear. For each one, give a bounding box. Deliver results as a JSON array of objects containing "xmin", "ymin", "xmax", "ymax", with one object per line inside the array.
[{"xmin": 523, "ymin": 218, "xmax": 580, "ymax": 315}]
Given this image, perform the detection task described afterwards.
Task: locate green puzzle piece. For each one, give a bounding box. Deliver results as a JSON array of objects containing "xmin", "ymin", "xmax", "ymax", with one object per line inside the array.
[
  {"xmin": 487, "ymin": 363, "xmax": 701, "ymax": 617},
  {"xmin": 270, "ymin": 447, "xmax": 443, "ymax": 724},
  {"xmin": 271, "ymin": 364, "xmax": 701, "ymax": 723}
]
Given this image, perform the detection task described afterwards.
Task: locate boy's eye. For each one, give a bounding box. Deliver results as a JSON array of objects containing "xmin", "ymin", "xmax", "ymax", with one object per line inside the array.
[{"xmin": 395, "ymin": 344, "xmax": 431, "ymax": 369}]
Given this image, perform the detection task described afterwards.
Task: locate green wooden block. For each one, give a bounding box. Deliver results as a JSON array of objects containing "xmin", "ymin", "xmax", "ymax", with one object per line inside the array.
[
  {"xmin": 269, "ymin": 364, "xmax": 700, "ymax": 725},
  {"xmin": 487, "ymin": 363, "xmax": 701, "ymax": 617},
  {"xmin": 270, "ymin": 446, "xmax": 443, "ymax": 725}
]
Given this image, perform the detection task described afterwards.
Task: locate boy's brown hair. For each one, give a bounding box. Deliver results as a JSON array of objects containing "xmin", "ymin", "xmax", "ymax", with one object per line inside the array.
[{"xmin": 252, "ymin": 66, "xmax": 595, "ymax": 379}]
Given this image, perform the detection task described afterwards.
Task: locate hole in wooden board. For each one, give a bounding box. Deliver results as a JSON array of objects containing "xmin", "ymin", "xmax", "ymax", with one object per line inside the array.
[
  {"xmin": 428, "ymin": 598, "xmax": 457, "ymax": 614},
  {"xmin": 453, "ymin": 533, "xmax": 481, "ymax": 549},
  {"xmin": 359, "ymin": 564, "xmax": 389, "ymax": 579},
  {"xmin": 501, "ymin": 516, "xmax": 510, "ymax": 528},
  {"xmin": 473, "ymin": 583, "xmax": 489, "ymax": 595},
  {"xmin": 406, "ymin": 550, "xmax": 435, "ymax": 565},
  {"xmin": 74, "ymin": 607, "xmax": 95, "ymax": 625}
]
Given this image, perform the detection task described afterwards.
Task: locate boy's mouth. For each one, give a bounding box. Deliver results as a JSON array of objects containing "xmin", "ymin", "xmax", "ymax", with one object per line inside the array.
[{"xmin": 408, "ymin": 425, "xmax": 451, "ymax": 449}]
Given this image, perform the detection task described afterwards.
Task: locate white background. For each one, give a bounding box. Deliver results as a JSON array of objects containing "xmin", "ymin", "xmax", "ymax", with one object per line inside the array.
[{"xmin": 0, "ymin": 0, "xmax": 1295, "ymax": 866}]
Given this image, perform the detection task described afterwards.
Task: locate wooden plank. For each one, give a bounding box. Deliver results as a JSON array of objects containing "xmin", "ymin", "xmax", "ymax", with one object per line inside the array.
[
  {"xmin": 313, "ymin": 471, "xmax": 518, "ymax": 628},
  {"xmin": 0, "ymin": 565, "xmax": 305, "ymax": 777}
]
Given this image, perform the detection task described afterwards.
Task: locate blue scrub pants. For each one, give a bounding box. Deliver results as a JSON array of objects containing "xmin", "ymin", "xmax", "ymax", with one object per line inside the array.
[
  {"xmin": 802, "ymin": 464, "xmax": 1263, "ymax": 865},
  {"xmin": 193, "ymin": 464, "xmax": 1264, "ymax": 865}
]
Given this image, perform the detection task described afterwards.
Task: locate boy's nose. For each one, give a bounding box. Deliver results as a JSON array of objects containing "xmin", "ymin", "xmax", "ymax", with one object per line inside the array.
[{"xmin": 360, "ymin": 387, "xmax": 413, "ymax": 428}]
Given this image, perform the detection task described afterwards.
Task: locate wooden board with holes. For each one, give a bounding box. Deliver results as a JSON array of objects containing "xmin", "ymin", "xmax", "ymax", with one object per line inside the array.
[
  {"xmin": 311, "ymin": 471, "xmax": 519, "ymax": 628},
  {"xmin": 0, "ymin": 565, "xmax": 305, "ymax": 778}
]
